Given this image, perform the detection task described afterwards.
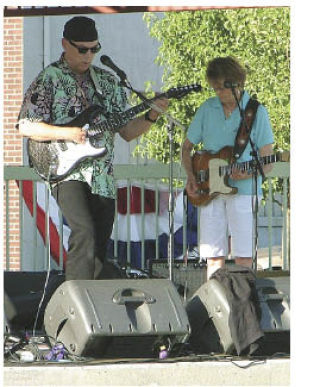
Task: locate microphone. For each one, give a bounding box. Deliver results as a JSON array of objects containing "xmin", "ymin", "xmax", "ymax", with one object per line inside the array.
[
  {"xmin": 100, "ymin": 55, "xmax": 127, "ymax": 82},
  {"xmin": 224, "ymin": 80, "xmax": 240, "ymax": 89}
]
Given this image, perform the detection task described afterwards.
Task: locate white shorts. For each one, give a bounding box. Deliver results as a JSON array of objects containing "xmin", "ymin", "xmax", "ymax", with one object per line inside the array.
[{"xmin": 199, "ymin": 195, "xmax": 260, "ymax": 258}]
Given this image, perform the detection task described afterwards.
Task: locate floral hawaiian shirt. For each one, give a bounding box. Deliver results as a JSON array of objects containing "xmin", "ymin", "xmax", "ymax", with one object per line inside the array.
[{"xmin": 18, "ymin": 54, "xmax": 128, "ymax": 198}]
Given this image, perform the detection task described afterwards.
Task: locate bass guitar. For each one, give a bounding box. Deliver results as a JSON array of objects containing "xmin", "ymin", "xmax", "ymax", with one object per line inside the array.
[
  {"xmin": 187, "ymin": 146, "xmax": 289, "ymax": 207},
  {"xmin": 28, "ymin": 84, "xmax": 201, "ymax": 182}
]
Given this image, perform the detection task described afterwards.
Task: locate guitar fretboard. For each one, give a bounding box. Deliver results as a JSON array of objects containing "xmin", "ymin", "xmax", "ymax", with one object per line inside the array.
[
  {"xmin": 86, "ymin": 101, "xmax": 150, "ymax": 137},
  {"xmin": 86, "ymin": 84, "xmax": 201, "ymax": 138},
  {"xmin": 220, "ymin": 154, "xmax": 279, "ymax": 176}
]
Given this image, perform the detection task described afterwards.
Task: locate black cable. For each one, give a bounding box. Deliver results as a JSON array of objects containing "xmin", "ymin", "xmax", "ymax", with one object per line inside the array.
[
  {"xmin": 3, "ymin": 332, "xmax": 91, "ymax": 364},
  {"xmin": 32, "ymin": 181, "xmax": 56, "ymax": 336},
  {"xmin": 230, "ymin": 358, "xmax": 267, "ymax": 369},
  {"xmin": 4, "ymin": 334, "xmax": 28, "ymax": 361}
]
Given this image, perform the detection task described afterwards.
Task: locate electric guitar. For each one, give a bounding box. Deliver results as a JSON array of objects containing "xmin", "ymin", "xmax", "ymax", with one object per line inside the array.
[
  {"xmin": 27, "ymin": 84, "xmax": 201, "ymax": 182},
  {"xmin": 187, "ymin": 146, "xmax": 290, "ymax": 207}
]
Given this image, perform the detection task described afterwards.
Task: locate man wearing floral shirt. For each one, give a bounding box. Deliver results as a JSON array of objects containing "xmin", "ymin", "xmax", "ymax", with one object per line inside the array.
[{"xmin": 18, "ymin": 16, "xmax": 168, "ymax": 280}]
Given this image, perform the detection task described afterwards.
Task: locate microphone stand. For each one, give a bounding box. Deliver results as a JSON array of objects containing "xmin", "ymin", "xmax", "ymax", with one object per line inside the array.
[
  {"xmin": 230, "ymin": 87, "xmax": 264, "ymax": 273},
  {"xmin": 120, "ymin": 77, "xmax": 186, "ymax": 282}
]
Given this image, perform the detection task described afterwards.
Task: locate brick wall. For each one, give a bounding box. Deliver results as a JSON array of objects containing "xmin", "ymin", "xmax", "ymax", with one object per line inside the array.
[{"xmin": 3, "ymin": 17, "xmax": 24, "ymax": 270}]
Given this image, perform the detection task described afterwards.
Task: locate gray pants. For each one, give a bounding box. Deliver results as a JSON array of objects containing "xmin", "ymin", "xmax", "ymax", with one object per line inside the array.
[{"xmin": 52, "ymin": 181, "xmax": 115, "ymax": 280}]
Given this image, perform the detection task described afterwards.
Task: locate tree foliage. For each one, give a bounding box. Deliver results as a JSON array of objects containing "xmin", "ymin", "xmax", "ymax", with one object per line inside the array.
[{"xmin": 134, "ymin": 8, "xmax": 290, "ymax": 164}]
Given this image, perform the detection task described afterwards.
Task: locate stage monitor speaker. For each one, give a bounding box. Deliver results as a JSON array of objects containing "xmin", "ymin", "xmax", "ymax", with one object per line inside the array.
[
  {"xmin": 44, "ymin": 279, "xmax": 191, "ymax": 358},
  {"xmin": 4, "ymin": 270, "xmax": 65, "ymax": 331},
  {"xmin": 186, "ymin": 275, "xmax": 290, "ymax": 356},
  {"xmin": 254, "ymin": 276, "xmax": 290, "ymax": 355}
]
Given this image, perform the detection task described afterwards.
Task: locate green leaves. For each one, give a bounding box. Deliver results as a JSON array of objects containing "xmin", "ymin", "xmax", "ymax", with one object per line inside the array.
[{"xmin": 135, "ymin": 8, "xmax": 290, "ymax": 164}]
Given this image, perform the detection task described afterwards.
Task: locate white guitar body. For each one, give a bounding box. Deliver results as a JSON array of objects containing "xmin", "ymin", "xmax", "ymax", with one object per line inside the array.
[
  {"xmin": 188, "ymin": 148, "xmax": 288, "ymax": 207},
  {"xmin": 208, "ymin": 158, "xmax": 234, "ymax": 195},
  {"xmin": 52, "ymin": 139, "xmax": 106, "ymax": 177}
]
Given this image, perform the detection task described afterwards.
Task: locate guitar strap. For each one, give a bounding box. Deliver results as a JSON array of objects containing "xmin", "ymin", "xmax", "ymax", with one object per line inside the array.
[{"xmin": 233, "ymin": 98, "xmax": 260, "ymax": 160}]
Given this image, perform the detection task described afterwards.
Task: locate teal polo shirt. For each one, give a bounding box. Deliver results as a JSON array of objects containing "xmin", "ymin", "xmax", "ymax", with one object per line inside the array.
[{"xmin": 187, "ymin": 91, "xmax": 274, "ymax": 195}]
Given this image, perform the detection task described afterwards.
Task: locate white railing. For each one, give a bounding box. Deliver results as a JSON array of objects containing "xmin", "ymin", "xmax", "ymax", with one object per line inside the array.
[{"xmin": 4, "ymin": 162, "xmax": 290, "ymax": 273}]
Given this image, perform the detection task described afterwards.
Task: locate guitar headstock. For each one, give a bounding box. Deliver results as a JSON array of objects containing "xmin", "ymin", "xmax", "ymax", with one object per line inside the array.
[{"xmin": 165, "ymin": 84, "xmax": 202, "ymax": 99}]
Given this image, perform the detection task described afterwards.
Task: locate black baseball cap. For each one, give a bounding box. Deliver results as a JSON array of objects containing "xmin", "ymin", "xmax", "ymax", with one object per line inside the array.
[{"xmin": 63, "ymin": 16, "xmax": 98, "ymax": 42}]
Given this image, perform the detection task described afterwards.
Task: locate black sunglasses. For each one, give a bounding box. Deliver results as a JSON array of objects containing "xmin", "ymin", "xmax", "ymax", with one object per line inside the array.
[{"xmin": 68, "ymin": 40, "xmax": 101, "ymax": 54}]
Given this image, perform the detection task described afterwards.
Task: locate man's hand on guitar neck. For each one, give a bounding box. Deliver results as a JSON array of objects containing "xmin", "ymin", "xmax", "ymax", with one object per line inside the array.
[{"xmin": 118, "ymin": 96, "xmax": 169, "ymax": 142}]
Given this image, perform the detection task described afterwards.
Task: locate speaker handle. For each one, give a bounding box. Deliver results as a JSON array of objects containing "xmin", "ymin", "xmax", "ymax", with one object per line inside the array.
[{"xmin": 112, "ymin": 288, "xmax": 156, "ymax": 305}]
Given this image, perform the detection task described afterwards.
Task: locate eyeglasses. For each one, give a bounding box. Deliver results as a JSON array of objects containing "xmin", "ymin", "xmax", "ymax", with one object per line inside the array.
[
  {"xmin": 68, "ymin": 40, "xmax": 101, "ymax": 54},
  {"xmin": 211, "ymin": 87, "xmax": 226, "ymax": 93},
  {"xmin": 209, "ymin": 84, "xmax": 228, "ymax": 93}
]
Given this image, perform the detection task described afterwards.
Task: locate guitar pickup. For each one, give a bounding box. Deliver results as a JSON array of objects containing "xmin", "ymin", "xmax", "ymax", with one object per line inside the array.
[
  {"xmin": 197, "ymin": 188, "xmax": 209, "ymax": 195},
  {"xmin": 196, "ymin": 169, "xmax": 208, "ymax": 183}
]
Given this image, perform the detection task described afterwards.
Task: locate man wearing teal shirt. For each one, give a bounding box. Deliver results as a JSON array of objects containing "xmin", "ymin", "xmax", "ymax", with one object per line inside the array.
[
  {"xmin": 18, "ymin": 16, "xmax": 168, "ymax": 280},
  {"xmin": 182, "ymin": 57, "xmax": 274, "ymax": 280}
]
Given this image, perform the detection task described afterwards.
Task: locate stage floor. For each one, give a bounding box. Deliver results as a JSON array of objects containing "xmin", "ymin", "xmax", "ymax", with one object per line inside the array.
[{"xmin": 4, "ymin": 355, "xmax": 290, "ymax": 386}]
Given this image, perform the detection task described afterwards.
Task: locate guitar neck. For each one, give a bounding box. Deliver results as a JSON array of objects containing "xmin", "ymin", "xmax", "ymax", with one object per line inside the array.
[
  {"xmin": 221, "ymin": 154, "xmax": 279, "ymax": 176},
  {"xmin": 86, "ymin": 95, "xmax": 163, "ymax": 137},
  {"xmin": 85, "ymin": 84, "xmax": 201, "ymax": 138}
]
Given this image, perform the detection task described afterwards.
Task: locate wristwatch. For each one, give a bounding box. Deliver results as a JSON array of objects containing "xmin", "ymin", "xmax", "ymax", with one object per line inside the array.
[{"xmin": 144, "ymin": 110, "xmax": 157, "ymax": 123}]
